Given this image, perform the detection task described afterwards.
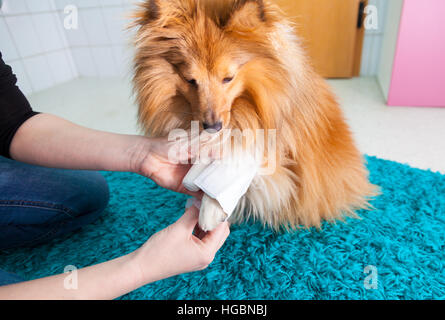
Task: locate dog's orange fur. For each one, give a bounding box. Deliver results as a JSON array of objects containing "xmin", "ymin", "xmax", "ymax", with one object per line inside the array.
[{"xmin": 132, "ymin": 0, "xmax": 378, "ymax": 230}]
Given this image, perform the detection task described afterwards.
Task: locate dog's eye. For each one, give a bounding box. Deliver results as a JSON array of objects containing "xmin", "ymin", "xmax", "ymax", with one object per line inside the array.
[
  {"xmin": 187, "ymin": 79, "xmax": 197, "ymax": 86},
  {"xmin": 223, "ymin": 77, "xmax": 233, "ymax": 84}
]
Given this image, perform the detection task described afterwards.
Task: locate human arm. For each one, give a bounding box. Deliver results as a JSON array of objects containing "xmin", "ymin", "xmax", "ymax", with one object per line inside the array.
[
  {"xmin": 0, "ymin": 206, "xmax": 230, "ymax": 300},
  {"xmin": 1, "ymin": 52, "xmax": 195, "ymax": 195},
  {"xmin": 9, "ymin": 113, "xmax": 197, "ymax": 195}
]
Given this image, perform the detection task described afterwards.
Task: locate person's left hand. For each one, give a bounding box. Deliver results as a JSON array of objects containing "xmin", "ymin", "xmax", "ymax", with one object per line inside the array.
[
  {"xmin": 134, "ymin": 136, "xmax": 201, "ymax": 197},
  {"xmin": 131, "ymin": 205, "xmax": 230, "ymax": 284}
]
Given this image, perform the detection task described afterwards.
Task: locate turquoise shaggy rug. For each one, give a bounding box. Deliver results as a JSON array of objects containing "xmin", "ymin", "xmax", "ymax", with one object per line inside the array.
[{"xmin": 0, "ymin": 156, "xmax": 444, "ymax": 299}]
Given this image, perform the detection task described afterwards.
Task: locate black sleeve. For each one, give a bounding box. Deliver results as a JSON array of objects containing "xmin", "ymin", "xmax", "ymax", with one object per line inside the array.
[{"xmin": 0, "ymin": 52, "xmax": 39, "ymax": 158}]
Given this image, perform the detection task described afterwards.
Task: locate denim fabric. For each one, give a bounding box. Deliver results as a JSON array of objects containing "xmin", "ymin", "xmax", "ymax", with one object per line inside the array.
[{"xmin": 0, "ymin": 156, "xmax": 109, "ymax": 285}]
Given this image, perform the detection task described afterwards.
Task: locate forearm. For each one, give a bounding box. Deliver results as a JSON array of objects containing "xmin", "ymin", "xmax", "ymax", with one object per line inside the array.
[
  {"xmin": 0, "ymin": 252, "xmax": 145, "ymax": 300},
  {"xmin": 9, "ymin": 113, "xmax": 149, "ymax": 172},
  {"xmin": 0, "ymin": 207, "xmax": 229, "ymax": 300}
]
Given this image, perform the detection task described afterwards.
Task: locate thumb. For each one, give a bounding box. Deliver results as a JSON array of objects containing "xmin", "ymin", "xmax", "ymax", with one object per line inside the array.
[
  {"xmin": 200, "ymin": 221, "xmax": 230, "ymax": 252},
  {"xmin": 175, "ymin": 205, "xmax": 200, "ymax": 232}
]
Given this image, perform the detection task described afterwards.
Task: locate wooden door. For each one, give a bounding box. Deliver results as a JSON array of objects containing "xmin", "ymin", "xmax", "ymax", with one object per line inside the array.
[{"xmin": 272, "ymin": 0, "xmax": 366, "ymax": 78}]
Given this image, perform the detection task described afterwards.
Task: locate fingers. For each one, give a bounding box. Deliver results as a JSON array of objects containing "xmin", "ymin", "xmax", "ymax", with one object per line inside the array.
[
  {"xmin": 179, "ymin": 185, "xmax": 204, "ymax": 199},
  {"xmin": 175, "ymin": 206, "xmax": 199, "ymax": 232},
  {"xmin": 200, "ymin": 221, "xmax": 230, "ymax": 252},
  {"xmin": 159, "ymin": 131, "xmax": 224, "ymax": 164},
  {"xmin": 215, "ymin": 222, "xmax": 230, "ymax": 251},
  {"xmin": 167, "ymin": 135, "xmax": 197, "ymax": 163}
]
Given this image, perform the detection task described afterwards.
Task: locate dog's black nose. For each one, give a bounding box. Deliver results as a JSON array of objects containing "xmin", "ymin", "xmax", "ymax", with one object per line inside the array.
[{"xmin": 203, "ymin": 121, "xmax": 223, "ymax": 132}]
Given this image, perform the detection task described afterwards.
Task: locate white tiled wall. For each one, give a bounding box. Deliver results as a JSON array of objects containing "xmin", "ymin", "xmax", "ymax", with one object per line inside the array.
[
  {"xmin": 0, "ymin": 0, "xmax": 141, "ymax": 95},
  {"xmin": 54, "ymin": 0, "xmax": 140, "ymax": 80},
  {"xmin": 1, "ymin": 0, "xmax": 388, "ymax": 95},
  {"xmin": 62, "ymin": 1, "xmax": 138, "ymax": 79},
  {"xmin": 0, "ymin": 0, "xmax": 77, "ymax": 94}
]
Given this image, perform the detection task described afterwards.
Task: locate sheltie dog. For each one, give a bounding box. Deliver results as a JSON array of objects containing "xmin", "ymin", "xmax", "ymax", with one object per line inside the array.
[{"xmin": 131, "ymin": 0, "xmax": 378, "ymax": 231}]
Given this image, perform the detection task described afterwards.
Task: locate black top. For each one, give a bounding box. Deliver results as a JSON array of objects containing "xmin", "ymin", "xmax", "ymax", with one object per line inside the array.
[{"xmin": 0, "ymin": 52, "xmax": 38, "ymax": 158}]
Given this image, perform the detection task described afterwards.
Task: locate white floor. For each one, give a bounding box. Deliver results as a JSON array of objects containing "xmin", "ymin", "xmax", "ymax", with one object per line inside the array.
[{"xmin": 28, "ymin": 76, "xmax": 445, "ymax": 174}]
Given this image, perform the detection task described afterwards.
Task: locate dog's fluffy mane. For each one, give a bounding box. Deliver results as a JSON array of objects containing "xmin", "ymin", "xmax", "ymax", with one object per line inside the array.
[{"xmin": 132, "ymin": 0, "xmax": 378, "ymax": 229}]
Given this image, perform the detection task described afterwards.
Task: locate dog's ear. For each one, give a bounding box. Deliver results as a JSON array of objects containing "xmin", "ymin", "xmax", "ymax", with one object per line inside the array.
[
  {"xmin": 223, "ymin": 0, "xmax": 266, "ymax": 30},
  {"xmin": 132, "ymin": 0, "xmax": 161, "ymax": 25}
]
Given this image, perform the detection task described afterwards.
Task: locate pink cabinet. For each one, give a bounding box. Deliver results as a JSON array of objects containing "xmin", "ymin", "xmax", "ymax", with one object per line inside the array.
[{"xmin": 380, "ymin": 0, "xmax": 445, "ymax": 107}]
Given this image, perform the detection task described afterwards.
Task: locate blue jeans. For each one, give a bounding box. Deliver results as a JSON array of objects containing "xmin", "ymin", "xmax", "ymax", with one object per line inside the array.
[{"xmin": 0, "ymin": 156, "xmax": 109, "ymax": 286}]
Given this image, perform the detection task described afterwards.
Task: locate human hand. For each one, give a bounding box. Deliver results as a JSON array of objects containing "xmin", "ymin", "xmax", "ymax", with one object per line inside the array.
[
  {"xmin": 132, "ymin": 205, "xmax": 230, "ymax": 284},
  {"xmin": 132, "ymin": 136, "xmax": 201, "ymax": 197}
]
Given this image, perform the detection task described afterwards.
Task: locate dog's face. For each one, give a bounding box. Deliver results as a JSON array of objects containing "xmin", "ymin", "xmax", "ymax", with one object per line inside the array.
[
  {"xmin": 133, "ymin": 0, "xmax": 283, "ymax": 134},
  {"xmin": 175, "ymin": 50, "xmax": 246, "ymax": 131}
]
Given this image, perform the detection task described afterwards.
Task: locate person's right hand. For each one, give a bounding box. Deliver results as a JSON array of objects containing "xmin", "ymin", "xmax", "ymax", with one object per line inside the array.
[
  {"xmin": 133, "ymin": 136, "xmax": 200, "ymax": 197},
  {"xmin": 132, "ymin": 204, "xmax": 230, "ymax": 284}
]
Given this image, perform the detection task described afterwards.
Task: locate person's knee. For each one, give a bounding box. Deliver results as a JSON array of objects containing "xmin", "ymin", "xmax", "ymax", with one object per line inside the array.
[
  {"xmin": 73, "ymin": 171, "xmax": 110, "ymax": 218},
  {"xmin": 50, "ymin": 171, "xmax": 109, "ymax": 236},
  {"xmin": 0, "ymin": 162, "xmax": 110, "ymax": 248},
  {"xmin": 0, "ymin": 159, "xmax": 110, "ymax": 217},
  {"xmin": 92, "ymin": 172, "xmax": 110, "ymax": 214}
]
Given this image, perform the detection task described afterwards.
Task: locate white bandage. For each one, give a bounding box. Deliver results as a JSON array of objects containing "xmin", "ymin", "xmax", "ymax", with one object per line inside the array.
[
  {"xmin": 182, "ymin": 153, "xmax": 259, "ymax": 217},
  {"xmin": 185, "ymin": 197, "xmax": 202, "ymax": 210},
  {"xmin": 182, "ymin": 161, "xmax": 210, "ymax": 192}
]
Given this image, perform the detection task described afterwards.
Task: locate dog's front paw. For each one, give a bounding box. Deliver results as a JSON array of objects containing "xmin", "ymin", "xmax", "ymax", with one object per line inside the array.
[{"xmin": 199, "ymin": 195, "xmax": 228, "ymax": 232}]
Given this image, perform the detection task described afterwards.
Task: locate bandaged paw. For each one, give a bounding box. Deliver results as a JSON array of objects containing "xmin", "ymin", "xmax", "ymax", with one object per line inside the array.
[
  {"xmin": 199, "ymin": 195, "xmax": 228, "ymax": 231},
  {"xmin": 182, "ymin": 153, "xmax": 259, "ymax": 231}
]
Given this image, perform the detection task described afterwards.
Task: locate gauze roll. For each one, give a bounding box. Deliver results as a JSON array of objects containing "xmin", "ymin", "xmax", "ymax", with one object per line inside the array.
[
  {"xmin": 182, "ymin": 153, "xmax": 259, "ymax": 217},
  {"xmin": 182, "ymin": 161, "xmax": 210, "ymax": 192}
]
